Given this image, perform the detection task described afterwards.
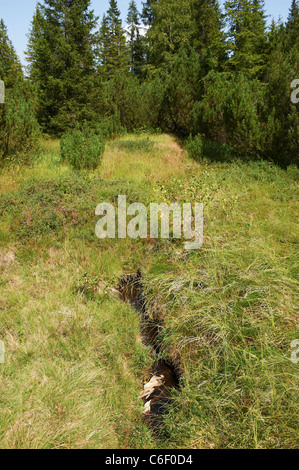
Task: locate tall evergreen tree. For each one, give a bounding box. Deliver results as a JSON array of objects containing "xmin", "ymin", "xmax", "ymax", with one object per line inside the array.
[
  {"xmin": 140, "ymin": 1, "xmax": 157, "ymax": 68},
  {"xmin": 26, "ymin": 0, "xmax": 98, "ymax": 134},
  {"xmin": 145, "ymin": 0, "xmax": 193, "ymax": 70},
  {"xmin": 225, "ymin": 0, "xmax": 267, "ymax": 76},
  {"xmin": 286, "ymin": 0, "xmax": 299, "ymax": 44},
  {"xmin": 99, "ymin": 0, "xmax": 129, "ymax": 79},
  {"xmin": 191, "ymin": 0, "xmax": 225, "ymax": 61},
  {"xmin": 141, "ymin": 0, "xmax": 156, "ymax": 26},
  {"xmin": 127, "ymin": 1, "xmax": 145, "ymax": 77},
  {"xmin": 0, "ymin": 20, "xmax": 39, "ymax": 161},
  {"xmin": 0, "ymin": 19, "xmax": 23, "ymax": 88},
  {"xmin": 99, "ymin": 14, "xmax": 110, "ymax": 76}
]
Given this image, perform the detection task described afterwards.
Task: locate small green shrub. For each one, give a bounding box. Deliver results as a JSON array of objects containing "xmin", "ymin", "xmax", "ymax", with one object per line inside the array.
[
  {"xmin": 185, "ymin": 134, "xmax": 204, "ymax": 161},
  {"xmin": 134, "ymin": 127, "xmax": 162, "ymax": 135},
  {"xmin": 61, "ymin": 123, "xmax": 105, "ymax": 170}
]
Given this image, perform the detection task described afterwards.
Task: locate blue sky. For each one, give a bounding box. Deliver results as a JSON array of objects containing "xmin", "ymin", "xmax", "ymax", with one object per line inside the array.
[{"xmin": 0, "ymin": 0, "xmax": 291, "ymax": 65}]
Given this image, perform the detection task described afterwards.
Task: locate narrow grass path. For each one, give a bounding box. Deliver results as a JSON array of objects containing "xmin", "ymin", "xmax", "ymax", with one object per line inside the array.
[{"xmin": 101, "ymin": 134, "xmax": 187, "ymax": 183}]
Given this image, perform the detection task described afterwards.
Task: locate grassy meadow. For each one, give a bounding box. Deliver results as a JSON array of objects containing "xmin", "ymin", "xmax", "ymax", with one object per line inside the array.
[{"xmin": 0, "ymin": 134, "xmax": 298, "ymax": 449}]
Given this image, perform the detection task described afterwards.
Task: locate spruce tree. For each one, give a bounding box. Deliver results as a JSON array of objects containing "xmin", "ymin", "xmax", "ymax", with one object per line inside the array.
[
  {"xmin": 0, "ymin": 20, "xmax": 39, "ymax": 161},
  {"xmin": 286, "ymin": 0, "xmax": 299, "ymax": 44},
  {"xmin": 145, "ymin": 0, "xmax": 193, "ymax": 70},
  {"xmin": 224, "ymin": 0, "xmax": 267, "ymax": 77},
  {"xmin": 99, "ymin": 0, "xmax": 129, "ymax": 79},
  {"xmin": 99, "ymin": 14, "xmax": 110, "ymax": 77},
  {"xmin": 26, "ymin": 0, "xmax": 98, "ymax": 134},
  {"xmin": 0, "ymin": 19, "xmax": 23, "ymax": 88},
  {"xmin": 127, "ymin": 0, "xmax": 145, "ymax": 77},
  {"xmin": 141, "ymin": 0, "xmax": 157, "ymax": 26},
  {"xmin": 191, "ymin": 0, "xmax": 225, "ymax": 65},
  {"xmin": 140, "ymin": 1, "xmax": 157, "ymax": 69}
]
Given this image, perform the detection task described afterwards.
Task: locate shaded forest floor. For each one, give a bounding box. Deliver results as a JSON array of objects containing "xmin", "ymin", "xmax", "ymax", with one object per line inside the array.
[{"xmin": 0, "ymin": 134, "xmax": 298, "ymax": 448}]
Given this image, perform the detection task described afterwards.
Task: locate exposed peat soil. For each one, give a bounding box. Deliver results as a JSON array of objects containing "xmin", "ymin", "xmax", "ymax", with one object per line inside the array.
[{"xmin": 118, "ymin": 272, "xmax": 181, "ymax": 425}]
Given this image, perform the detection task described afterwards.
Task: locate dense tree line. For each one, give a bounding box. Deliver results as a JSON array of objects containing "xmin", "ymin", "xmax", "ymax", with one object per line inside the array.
[{"xmin": 0, "ymin": 0, "xmax": 298, "ymax": 166}]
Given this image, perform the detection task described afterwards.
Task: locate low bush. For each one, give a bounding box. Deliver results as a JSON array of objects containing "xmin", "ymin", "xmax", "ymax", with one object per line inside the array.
[
  {"xmin": 203, "ymin": 140, "xmax": 238, "ymax": 163},
  {"xmin": 60, "ymin": 122, "xmax": 105, "ymax": 170},
  {"xmin": 185, "ymin": 134, "xmax": 204, "ymax": 161}
]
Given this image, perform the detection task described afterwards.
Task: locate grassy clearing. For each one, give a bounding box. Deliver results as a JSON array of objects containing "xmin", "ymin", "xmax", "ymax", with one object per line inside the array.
[
  {"xmin": 0, "ymin": 133, "xmax": 298, "ymax": 449},
  {"xmin": 101, "ymin": 134, "xmax": 186, "ymax": 183}
]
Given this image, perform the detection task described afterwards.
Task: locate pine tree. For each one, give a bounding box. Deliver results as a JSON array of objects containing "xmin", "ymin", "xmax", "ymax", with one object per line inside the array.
[
  {"xmin": 127, "ymin": 0, "xmax": 145, "ymax": 76},
  {"xmin": 162, "ymin": 48, "xmax": 202, "ymax": 133},
  {"xmin": 26, "ymin": 0, "xmax": 99, "ymax": 134},
  {"xmin": 0, "ymin": 80, "xmax": 40, "ymax": 161},
  {"xmin": 99, "ymin": 0, "xmax": 129, "ymax": 79},
  {"xmin": 224, "ymin": 0, "xmax": 267, "ymax": 77},
  {"xmin": 0, "ymin": 20, "xmax": 39, "ymax": 161},
  {"xmin": 189, "ymin": 0, "xmax": 226, "ymax": 75},
  {"xmin": 99, "ymin": 14, "xmax": 110, "ymax": 76},
  {"xmin": 191, "ymin": 0, "xmax": 225, "ymax": 60},
  {"xmin": 141, "ymin": 1, "xmax": 156, "ymax": 26},
  {"xmin": 286, "ymin": 0, "xmax": 299, "ymax": 44},
  {"xmin": 265, "ymin": 41, "xmax": 299, "ymax": 166},
  {"xmin": 145, "ymin": 0, "xmax": 193, "ymax": 70},
  {"xmin": 140, "ymin": 1, "xmax": 157, "ymax": 69},
  {"xmin": 0, "ymin": 19, "xmax": 23, "ymax": 88}
]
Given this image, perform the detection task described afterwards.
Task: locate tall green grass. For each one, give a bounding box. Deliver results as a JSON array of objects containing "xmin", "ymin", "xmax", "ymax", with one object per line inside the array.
[
  {"xmin": 143, "ymin": 161, "xmax": 299, "ymax": 448},
  {"xmin": 0, "ymin": 134, "xmax": 298, "ymax": 449}
]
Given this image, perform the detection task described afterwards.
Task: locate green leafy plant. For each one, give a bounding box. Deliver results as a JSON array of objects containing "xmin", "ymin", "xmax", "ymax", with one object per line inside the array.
[
  {"xmin": 185, "ymin": 134, "xmax": 204, "ymax": 161},
  {"xmin": 60, "ymin": 123, "xmax": 105, "ymax": 170}
]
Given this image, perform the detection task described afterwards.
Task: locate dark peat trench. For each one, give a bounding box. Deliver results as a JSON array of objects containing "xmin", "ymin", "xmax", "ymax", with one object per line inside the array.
[{"xmin": 118, "ymin": 271, "xmax": 181, "ymax": 426}]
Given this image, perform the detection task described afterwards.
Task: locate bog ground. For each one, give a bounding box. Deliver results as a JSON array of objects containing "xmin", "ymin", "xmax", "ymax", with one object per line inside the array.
[{"xmin": 0, "ymin": 134, "xmax": 298, "ymax": 449}]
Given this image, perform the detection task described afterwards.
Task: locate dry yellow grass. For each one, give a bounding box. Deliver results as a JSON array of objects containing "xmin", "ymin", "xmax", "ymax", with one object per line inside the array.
[{"xmin": 101, "ymin": 134, "xmax": 187, "ymax": 183}]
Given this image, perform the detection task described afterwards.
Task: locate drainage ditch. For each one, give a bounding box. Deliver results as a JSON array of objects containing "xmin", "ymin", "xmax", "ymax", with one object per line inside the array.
[{"xmin": 118, "ymin": 271, "xmax": 181, "ymax": 424}]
